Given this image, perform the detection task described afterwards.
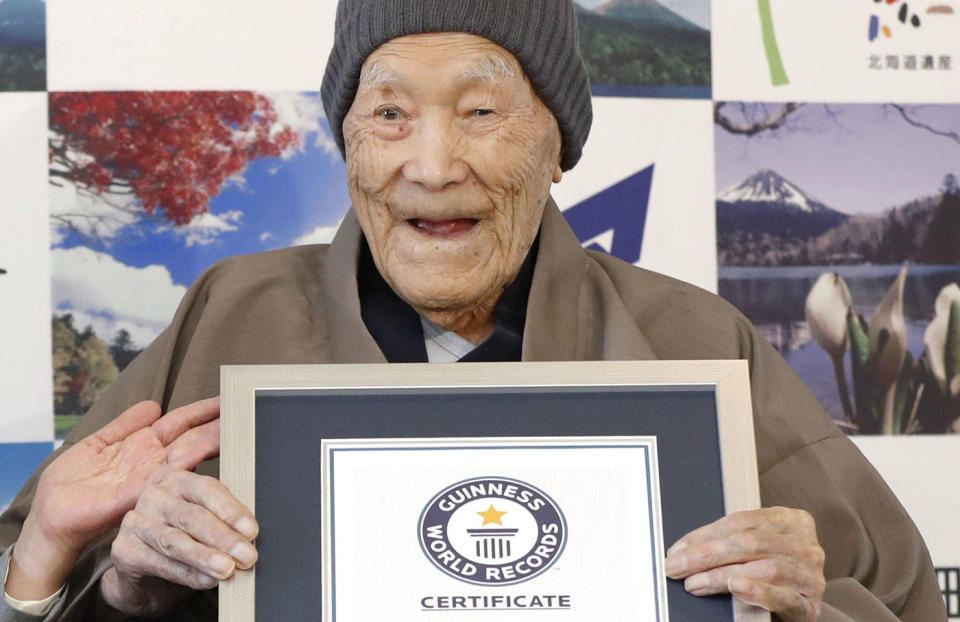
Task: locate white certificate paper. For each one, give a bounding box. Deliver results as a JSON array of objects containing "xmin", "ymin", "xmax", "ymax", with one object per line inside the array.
[{"xmin": 320, "ymin": 437, "xmax": 669, "ymax": 622}]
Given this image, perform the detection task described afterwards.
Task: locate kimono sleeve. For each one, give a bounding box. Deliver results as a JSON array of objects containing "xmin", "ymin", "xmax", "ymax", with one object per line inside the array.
[{"xmin": 0, "ymin": 262, "xmax": 224, "ymax": 621}]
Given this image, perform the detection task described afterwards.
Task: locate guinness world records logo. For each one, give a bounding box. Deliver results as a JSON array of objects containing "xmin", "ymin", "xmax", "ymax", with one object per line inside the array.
[{"xmin": 418, "ymin": 476, "xmax": 567, "ymax": 586}]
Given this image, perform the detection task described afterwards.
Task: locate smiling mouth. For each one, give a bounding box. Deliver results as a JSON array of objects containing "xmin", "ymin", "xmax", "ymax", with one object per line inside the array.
[{"xmin": 408, "ymin": 218, "xmax": 479, "ymax": 237}]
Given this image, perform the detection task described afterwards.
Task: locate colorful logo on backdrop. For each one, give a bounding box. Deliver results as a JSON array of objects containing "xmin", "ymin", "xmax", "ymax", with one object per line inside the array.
[
  {"xmin": 867, "ymin": 1, "xmax": 955, "ymax": 71},
  {"xmin": 868, "ymin": 0, "xmax": 955, "ymax": 40},
  {"xmin": 563, "ymin": 164, "xmax": 654, "ymax": 265},
  {"xmin": 418, "ymin": 477, "xmax": 567, "ymax": 586}
]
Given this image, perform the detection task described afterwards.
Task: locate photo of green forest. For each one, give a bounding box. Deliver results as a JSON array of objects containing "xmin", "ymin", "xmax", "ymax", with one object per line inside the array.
[
  {"xmin": 0, "ymin": 0, "xmax": 45, "ymax": 91},
  {"xmin": 576, "ymin": 0, "xmax": 711, "ymax": 98},
  {"xmin": 52, "ymin": 315, "xmax": 141, "ymax": 437}
]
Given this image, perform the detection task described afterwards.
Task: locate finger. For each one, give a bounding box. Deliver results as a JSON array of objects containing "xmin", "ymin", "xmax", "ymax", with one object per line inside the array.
[
  {"xmin": 668, "ymin": 508, "xmax": 805, "ymax": 555},
  {"xmin": 145, "ymin": 470, "xmax": 258, "ymax": 541},
  {"xmin": 681, "ymin": 558, "xmax": 823, "ymax": 599},
  {"xmin": 729, "ymin": 576, "xmax": 819, "ymax": 622},
  {"xmin": 682, "ymin": 563, "xmax": 744, "ymax": 597},
  {"xmin": 141, "ymin": 481, "xmax": 258, "ymax": 570},
  {"xmin": 666, "ymin": 507, "xmax": 818, "ymax": 578},
  {"xmin": 114, "ymin": 513, "xmax": 227, "ymax": 590},
  {"xmin": 114, "ymin": 536, "xmax": 218, "ymax": 591},
  {"xmin": 173, "ymin": 472, "xmax": 259, "ymax": 541},
  {"xmin": 666, "ymin": 530, "xmax": 809, "ymax": 579},
  {"xmin": 152, "ymin": 396, "xmax": 220, "ymax": 447},
  {"xmin": 91, "ymin": 401, "xmax": 162, "ymax": 447},
  {"xmin": 165, "ymin": 419, "xmax": 220, "ymax": 472}
]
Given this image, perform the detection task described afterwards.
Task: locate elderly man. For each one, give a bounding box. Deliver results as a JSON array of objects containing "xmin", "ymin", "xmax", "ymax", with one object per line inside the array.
[{"xmin": 0, "ymin": 1, "xmax": 946, "ymax": 621}]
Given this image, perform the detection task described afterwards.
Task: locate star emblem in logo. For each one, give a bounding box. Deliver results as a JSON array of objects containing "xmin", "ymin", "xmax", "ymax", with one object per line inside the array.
[{"xmin": 476, "ymin": 504, "xmax": 507, "ymax": 526}]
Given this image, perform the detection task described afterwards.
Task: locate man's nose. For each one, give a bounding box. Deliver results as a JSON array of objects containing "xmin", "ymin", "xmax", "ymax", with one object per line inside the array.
[{"xmin": 402, "ymin": 119, "xmax": 469, "ymax": 191}]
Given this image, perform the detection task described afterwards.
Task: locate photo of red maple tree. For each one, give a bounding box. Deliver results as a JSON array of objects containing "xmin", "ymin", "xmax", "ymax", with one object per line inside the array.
[
  {"xmin": 49, "ymin": 91, "xmax": 300, "ymax": 241},
  {"xmin": 48, "ymin": 90, "xmax": 348, "ymax": 435}
]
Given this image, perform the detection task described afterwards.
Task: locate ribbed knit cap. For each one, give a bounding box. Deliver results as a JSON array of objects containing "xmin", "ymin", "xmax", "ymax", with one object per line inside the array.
[{"xmin": 321, "ymin": 0, "xmax": 593, "ymax": 171}]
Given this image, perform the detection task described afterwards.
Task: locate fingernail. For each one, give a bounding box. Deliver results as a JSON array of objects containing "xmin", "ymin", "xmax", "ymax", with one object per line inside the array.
[
  {"xmin": 208, "ymin": 554, "xmax": 234, "ymax": 579},
  {"xmin": 199, "ymin": 574, "xmax": 218, "ymax": 590},
  {"xmin": 684, "ymin": 573, "xmax": 709, "ymax": 594},
  {"xmin": 236, "ymin": 517, "xmax": 259, "ymax": 540},
  {"xmin": 666, "ymin": 540, "xmax": 687, "ymax": 556},
  {"xmin": 664, "ymin": 554, "xmax": 686, "ymax": 578},
  {"xmin": 232, "ymin": 541, "xmax": 259, "ymax": 568}
]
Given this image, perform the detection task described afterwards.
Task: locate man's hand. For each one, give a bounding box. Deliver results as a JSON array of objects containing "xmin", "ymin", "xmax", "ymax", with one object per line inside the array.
[
  {"xmin": 6, "ymin": 398, "xmax": 221, "ymax": 602},
  {"xmin": 100, "ymin": 467, "xmax": 258, "ymax": 617},
  {"xmin": 664, "ymin": 507, "xmax": 826, "ymax": 622}
]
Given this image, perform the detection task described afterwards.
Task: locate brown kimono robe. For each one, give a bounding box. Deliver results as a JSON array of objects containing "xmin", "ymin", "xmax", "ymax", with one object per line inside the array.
[{"xmin": 0, "ymin": 200, "xmax": 946, "ymax": 621}]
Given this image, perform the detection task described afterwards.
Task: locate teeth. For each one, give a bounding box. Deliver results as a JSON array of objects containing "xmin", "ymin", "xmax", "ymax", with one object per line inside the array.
[{"xmin": 409, "ymin": 218, "xmax": 477, "ymax": 235}]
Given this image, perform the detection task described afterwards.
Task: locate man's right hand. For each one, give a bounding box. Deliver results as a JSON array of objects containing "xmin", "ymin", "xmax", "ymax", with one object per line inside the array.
[
  {"xmin": 4, "ymin": 397, "xmax": 223, "ymax": 605},
  {"xmin": 100, "ymin": 467, "xmax": 258, "ymax": 616}
]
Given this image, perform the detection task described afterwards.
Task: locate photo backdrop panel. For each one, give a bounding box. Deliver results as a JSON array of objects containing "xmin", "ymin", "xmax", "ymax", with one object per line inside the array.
[
  {"xmin": 0, "ymin": 92, "xmax": 53, "ymax": 443},
  {"xmin": 576, "ymin": 0, "xmax": 712, "ymax": 99},
  {"xmin": 48, "ymin": 90, "xmax": 347, "ymax": 438},
  {"xmin": 0, "ymin": 442, "xmax": 54, "ymax": 513},
  {"xmin": 0, "ymin": 0, "xmax": 45, "ymax": 92},
  {"xmin": 713, "ymin": 0, "xmax": 960, "ymax": 103},
  {"xmin": 47, "ymin": 0, "xmax": 337, "ymax": 91},
  {"xmin": 553, "ymin": 97, "xmax": 717, "ymax": 293},
  {"xmin": 715, "ymin": 101, "xmax": 960, "ymax": 435}
]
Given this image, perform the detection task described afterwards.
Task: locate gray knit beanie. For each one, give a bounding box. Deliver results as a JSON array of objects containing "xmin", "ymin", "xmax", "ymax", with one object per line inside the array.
[{"xmin": 320, "ymin": 0, "xmax": 592, "ymax": 171}]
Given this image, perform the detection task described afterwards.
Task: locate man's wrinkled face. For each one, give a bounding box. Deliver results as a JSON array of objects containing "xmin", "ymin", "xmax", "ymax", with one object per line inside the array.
[{"xmin": 342, "ymin": 33, "xmax": 563, "ymax": 317}]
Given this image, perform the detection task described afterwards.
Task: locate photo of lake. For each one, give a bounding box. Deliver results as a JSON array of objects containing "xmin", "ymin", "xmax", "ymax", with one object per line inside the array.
[
  {"xmin": 715, "ymin": 103, "xmax": 960, "ymax": 434},
  {"xmin": 720, "ymin": 264, "xmax": 960, "ymax": 422}
]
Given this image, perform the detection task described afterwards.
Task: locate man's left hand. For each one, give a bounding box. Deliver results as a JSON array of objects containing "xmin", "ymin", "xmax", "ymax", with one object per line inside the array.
[{"xmin": 664, "ymin": 506, "xmax": 826, "ymax": 622}]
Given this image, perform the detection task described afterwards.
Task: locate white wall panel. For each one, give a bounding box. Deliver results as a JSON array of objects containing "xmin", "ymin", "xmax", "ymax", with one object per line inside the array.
[
  {"xmin": 0, "ymin": 93, "xmax": 53, "ymax": 443},
  {"xmin": 853, "ymin": 436, "xmax": 960, "ymax": 569},
  {"xmin": 47, "ymin": 0, "xmax": 338, "ymax": 91},
  {"xmin": 554, "ymin": 97, "xmax": 717, "ymax": 293},
  {"xmin": 714, "ymin": 0, "xmax": 960, "ymax": 102}
]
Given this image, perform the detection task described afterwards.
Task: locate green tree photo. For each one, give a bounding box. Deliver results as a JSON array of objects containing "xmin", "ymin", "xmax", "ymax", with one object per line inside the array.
[
  {"xmin": 52, "ymin": 315, "xmax": 119, "ymax": 436},
  {"xmin": 575, "ymin": 0, "xmax": 711, "ymax": 90}
]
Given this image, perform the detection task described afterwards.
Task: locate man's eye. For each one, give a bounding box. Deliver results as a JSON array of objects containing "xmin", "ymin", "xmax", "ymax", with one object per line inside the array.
[
  {"xmin": 472, "ymin": 109, "xmax": 495, "ymax": 117},
  {"xmin": 378, "ymin": 108, "xmax": 403, "ymax": 121}
]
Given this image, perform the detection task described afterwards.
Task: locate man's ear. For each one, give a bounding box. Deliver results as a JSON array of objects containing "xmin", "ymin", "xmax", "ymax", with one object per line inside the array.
[{"xmin": 553, "ymin": 164, "xmax": 563, "ymax": 184}]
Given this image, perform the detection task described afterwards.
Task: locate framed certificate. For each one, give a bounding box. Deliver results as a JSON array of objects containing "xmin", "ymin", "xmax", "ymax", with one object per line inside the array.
[{"xmin": 220, "ymin": 360, "xmax": 768, "ymax": 622}]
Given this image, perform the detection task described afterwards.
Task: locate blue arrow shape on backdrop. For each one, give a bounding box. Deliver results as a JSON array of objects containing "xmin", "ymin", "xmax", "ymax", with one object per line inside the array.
[{"xmin": 561, "ymin": 164, "xmax": 654, "ymax": 265}]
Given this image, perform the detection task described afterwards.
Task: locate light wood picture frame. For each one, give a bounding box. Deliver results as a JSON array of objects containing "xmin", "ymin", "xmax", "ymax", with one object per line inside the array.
[{"xmin": 220, "ymin": 359, "xmax": 768, "ymax": 622}]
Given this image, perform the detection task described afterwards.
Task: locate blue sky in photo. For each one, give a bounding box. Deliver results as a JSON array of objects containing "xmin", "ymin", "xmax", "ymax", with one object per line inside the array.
[
  {"xmin": 54, "ymin": 129, "xmax": 350, "ymax": 289},
  {"xmin": 0, "ymin": 443, "xmax": 52, "ymax": 512},
  {"xmin": 0, "ymin": 0, "xmax": 46, "ymax": 46}
]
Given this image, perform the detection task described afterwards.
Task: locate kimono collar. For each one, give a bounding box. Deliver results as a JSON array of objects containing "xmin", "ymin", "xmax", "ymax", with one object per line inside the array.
[
  {"xmin": 320, "ymin": 197, "xmax": 658, "ymax": 363},
  {"xmin": 356, "ymin": 239, "xmax": 536, "ymax": 363}
]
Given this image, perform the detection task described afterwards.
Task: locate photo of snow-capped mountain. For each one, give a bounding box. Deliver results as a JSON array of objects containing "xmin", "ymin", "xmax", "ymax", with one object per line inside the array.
[
  {"xmin": 719, "ymin": 169, "xmax": 835, "ymax": 213},
  {"xmin": 718, "ymin": 170, "xmax": 850, "ymax": 255},
  {"xmin": 715, "ymin": 104, "xmax": 960, "ymax": 268},
  {"xmin": 718, "ymin": 164, "xmax": 954, "ymax": 268},
  {"xmin": 715, "ymin": 102, "xmax": 960, "ymax": 433}
]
